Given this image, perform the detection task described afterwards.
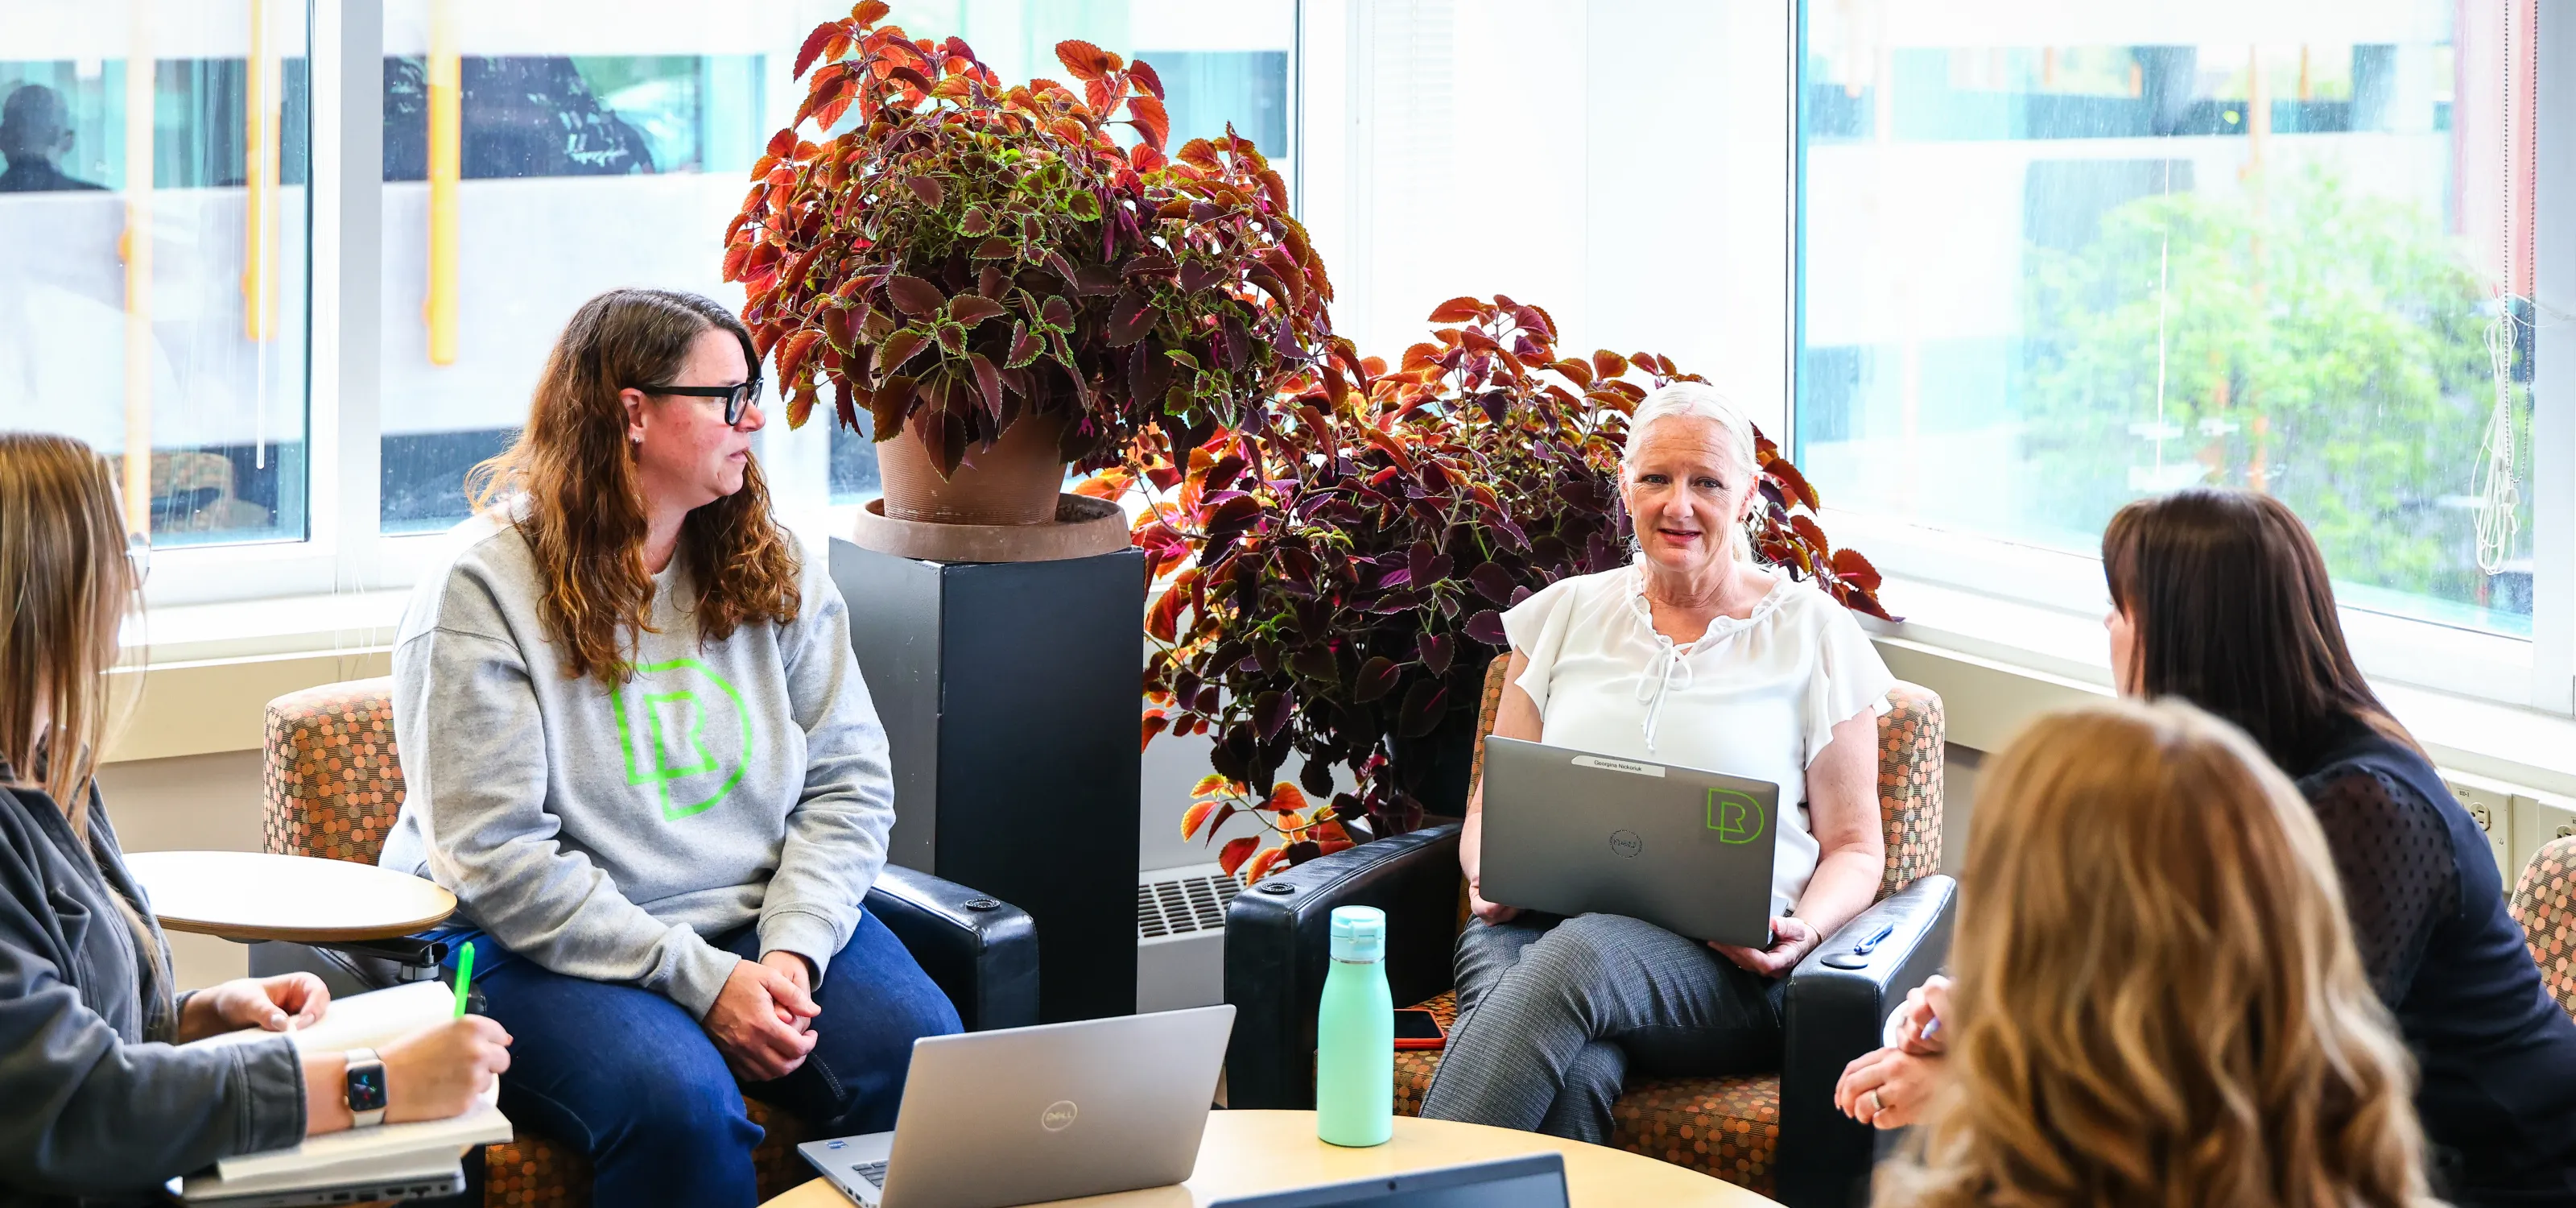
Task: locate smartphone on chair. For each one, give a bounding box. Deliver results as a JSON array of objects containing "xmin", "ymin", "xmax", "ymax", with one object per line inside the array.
[{"xmin": 1394, "ymin": 1007, "xmax": 1446, "ymax": 1050}]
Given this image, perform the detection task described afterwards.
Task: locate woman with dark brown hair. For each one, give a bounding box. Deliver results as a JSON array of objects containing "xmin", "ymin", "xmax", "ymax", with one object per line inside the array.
[
  {"xmin": 1839, "ymin": 486, "xmax": 2576, "ymax": 1204},
  {"xmin": 377, "ymin": 289, "xmax": 956, "ymax": 1207}
]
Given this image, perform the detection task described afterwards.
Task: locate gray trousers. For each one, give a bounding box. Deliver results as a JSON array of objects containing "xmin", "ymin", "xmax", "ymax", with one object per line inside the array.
[{"xmin": 1418, "ymin": 912, "xmax": 1786, "ymax": 1144}]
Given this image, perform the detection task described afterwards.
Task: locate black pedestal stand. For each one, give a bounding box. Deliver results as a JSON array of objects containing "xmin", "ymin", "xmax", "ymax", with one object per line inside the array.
[{"xmin": 830, "ymin": 537, "xmax": 1144, "ymax": 1022}]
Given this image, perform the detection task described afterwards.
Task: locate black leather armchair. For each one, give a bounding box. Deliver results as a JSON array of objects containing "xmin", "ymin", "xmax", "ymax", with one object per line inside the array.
[
  {"xmin": 1224, "ymin": 821, "xmax": 1954, "ymax": 1208},
  {"xmin": 857, "ymin": 863, "xmax": 1042, "ymax": 1032}
]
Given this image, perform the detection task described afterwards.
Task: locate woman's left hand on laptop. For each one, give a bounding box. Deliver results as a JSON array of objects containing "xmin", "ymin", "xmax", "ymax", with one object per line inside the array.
[
  {"xmin": 1707, "ymin": 915, "xmax": 1816, "ymax": 978},
  {"xmin": 1467, "ymin": 879, "xmax": 1520, "ymax": 926}
]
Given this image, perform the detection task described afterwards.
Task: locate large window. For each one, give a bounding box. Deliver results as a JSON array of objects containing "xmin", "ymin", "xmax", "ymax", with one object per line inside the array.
[
  {"xmin": 350, "ymin": 1, "xmax": 1294, "ymax": 527},
  {"xmin": 0, "ymin": 1, "xmax": 312, "ymax": 546},
  {"xmin": 376, "ymin": 2, "xmax": 787, "ymax": 532},
  {"xmin": 1297, "ymin": 2, "xmax": 1794, "ymax": 464},
  {"xmin": 1, "ymin": 1, "xmax": 1298, "ymax": 601},
  {"xmin": 23, "ymin": 1, "xmax": 2571, "ymax": 722},
  {"xmin": 1794, "ymin": 5, "xmax": 2541, "ymax": 658}
]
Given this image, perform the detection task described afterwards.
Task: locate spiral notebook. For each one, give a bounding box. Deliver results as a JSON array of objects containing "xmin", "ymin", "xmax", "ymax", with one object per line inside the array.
[{"xmin": 176, "ymin": 982, "xmax": 510, "ymax": 1198}]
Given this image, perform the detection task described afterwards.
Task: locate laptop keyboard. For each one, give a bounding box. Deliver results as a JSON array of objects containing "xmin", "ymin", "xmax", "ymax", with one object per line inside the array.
[{"xmin": 851, "ymin": 1161, "xmax": 888, "ymax": 1189}]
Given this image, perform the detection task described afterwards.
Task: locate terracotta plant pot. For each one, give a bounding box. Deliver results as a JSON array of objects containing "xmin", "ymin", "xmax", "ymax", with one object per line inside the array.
[{"xmin": 875, "ymin": 412, "xmax": 1068, "ymax": 526}]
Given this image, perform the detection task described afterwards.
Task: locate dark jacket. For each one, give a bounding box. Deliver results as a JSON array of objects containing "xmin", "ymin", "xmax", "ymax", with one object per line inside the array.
[
  {"xmin": 0, "ymin": 776, "xmax": 305, "ymax": 1206},
  {"xmin": 2296, "ymin": 722, "xmax": 2576, "ymax": 1206},
  {"xmin": 0, "ymin": 161, "xmax": 105, "ymax": 192}
]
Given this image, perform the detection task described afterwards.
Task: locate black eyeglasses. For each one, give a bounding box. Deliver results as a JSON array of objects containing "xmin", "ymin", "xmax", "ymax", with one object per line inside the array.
[{"xmin": 643, "ymin": 377, "xmax": 762, "ymax": 425}]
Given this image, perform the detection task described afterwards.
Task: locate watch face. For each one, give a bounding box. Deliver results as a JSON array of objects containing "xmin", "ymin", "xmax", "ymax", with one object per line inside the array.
[{"xmin": 346, "ymin": 1063, "xmax": 390, "ymax": 1114}]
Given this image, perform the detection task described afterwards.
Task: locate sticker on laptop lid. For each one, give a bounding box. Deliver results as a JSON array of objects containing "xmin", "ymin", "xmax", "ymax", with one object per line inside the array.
[{"xmin": 1570, "ymin": 755, "xmax": 1665, "ymax": 777}]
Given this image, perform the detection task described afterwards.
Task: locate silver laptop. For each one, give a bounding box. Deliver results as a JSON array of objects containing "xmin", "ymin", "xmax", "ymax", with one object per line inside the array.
[
  {"xmin": 796, "ymin": 1004, "xmax": 1233, "ymax": 1208},
  {"xmin": 175, "ymin": 1153, "xmax": 463, "ymax": 1206},
  {"xmin": 1479, "ymin": 737, "xmax": 1781, "ymax": 946}
]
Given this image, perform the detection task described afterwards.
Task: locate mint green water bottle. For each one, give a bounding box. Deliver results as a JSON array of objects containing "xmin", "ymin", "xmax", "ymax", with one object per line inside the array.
[{"xmin": 1315, "ymin": 904, "xmax": 1393, "ymax": 1147}]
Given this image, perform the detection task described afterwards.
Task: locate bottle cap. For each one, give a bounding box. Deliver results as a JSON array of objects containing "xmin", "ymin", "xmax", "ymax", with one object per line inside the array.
[{"xmin": 1328, "ymin": 905, "xmax": 1385, "ymax": 962}]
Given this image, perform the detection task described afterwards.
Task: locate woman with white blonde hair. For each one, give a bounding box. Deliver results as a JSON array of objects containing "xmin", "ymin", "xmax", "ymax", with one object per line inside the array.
[{"xmin": 1421, "ymin": 382, "xmax": 1895, "ymax": 1141}]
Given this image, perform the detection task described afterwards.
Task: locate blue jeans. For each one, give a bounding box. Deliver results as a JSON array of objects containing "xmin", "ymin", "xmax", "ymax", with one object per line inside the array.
[{"xmin": 469, "ymin": 914, "xmax": 961, "ymax": 1208}]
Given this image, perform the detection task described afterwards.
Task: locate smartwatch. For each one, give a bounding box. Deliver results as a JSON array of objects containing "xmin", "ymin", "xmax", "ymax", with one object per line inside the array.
[{"xmin": 343, "ymin": 1048, "xmax": 389, "ymax": 1128}]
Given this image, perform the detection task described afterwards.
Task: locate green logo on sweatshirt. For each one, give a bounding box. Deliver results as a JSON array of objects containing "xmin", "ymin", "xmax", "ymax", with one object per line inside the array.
[{"xmin": 611, "ymin": 659, "xmax": 753, "ymax": 821}]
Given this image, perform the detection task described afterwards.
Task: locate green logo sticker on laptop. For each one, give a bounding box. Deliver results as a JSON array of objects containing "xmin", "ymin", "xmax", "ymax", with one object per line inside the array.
[{"xmin": 1707, "ymin": 788, "xmax": 1766, "ymax": 845}]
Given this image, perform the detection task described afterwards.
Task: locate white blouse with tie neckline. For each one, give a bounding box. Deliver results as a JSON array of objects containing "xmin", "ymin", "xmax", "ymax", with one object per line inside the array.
[{"xmin": 1498, "ymin": 561, "xmax": 1896, "ymax": 919}]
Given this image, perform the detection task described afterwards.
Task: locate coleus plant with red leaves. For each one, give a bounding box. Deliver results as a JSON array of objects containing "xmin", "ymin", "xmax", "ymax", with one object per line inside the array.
[
  {"xmin": 724, "ymin": 2, "xmax": 1335, "ymax": 474},
  {"xmin": 1087, "ymin": 296, "xmax": 1891, "ymax": 883}
]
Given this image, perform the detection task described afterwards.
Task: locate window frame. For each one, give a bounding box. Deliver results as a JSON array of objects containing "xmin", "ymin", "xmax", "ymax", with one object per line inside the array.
[
  {"xmin": 1782, "ymin": 0, "xmax": 2574, "ymax": 714},
  {"xmin": 130, "ymin": 1, "xmax": 2576, "ymax": 721}
]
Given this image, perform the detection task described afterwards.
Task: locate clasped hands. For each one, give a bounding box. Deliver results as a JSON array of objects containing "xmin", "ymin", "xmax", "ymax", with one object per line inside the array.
[
  {"xmin": 705, "ymin": 950, "xmax": 821, "ymax": 1082},
  {"xmin": 1835, "ymin": 974, "xmax": 1951, "ymax": 1130}
]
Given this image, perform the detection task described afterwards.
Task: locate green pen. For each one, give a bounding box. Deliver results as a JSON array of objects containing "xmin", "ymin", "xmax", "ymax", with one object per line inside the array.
[{"xmin": 452, "ymin": 941, "xmax": 476, "ymax": 1019}]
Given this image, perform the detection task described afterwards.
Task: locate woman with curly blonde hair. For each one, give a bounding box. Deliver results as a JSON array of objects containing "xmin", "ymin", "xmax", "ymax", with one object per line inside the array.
[
  {"xmin": 1877, "ymin": 698, "xmax": 2438, "ymax": 1208},
  {"xmin": 377, "ymin": 289, "xmax": 956, "ymax": 1207}
]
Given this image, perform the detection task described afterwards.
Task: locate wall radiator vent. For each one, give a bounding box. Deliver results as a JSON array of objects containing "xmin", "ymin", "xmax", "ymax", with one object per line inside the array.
[{"xmin": 1137, "ymin": 867, "xmax": 1241, "ymax": 941}]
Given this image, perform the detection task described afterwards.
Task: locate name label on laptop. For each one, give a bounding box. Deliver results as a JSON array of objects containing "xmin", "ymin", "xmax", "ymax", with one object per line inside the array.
[{"xmin": 1569, "ymin": 755, "xmax": 1664, "ymax": 777}]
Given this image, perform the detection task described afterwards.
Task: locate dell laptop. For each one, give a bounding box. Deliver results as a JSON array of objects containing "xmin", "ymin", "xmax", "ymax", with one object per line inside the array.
[
  {"xmin": 1478, "ymin": 736, "xmax": 1781, "ymax": 946},
  {"xmin": 1210, "ymin": 1154, "xmax": 1569, "ymax": 1208},
  {"xmin": 796, "ymin": 1003, "xmax": 1233, "ymax": 1208}
]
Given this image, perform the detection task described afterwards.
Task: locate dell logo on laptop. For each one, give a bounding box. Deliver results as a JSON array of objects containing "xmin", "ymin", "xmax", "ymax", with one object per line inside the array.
[
  {"xmin": 1608, "ymin": 829, "xmax": 1644, "ymax": 858},
  {"xmin": 1041, "ymin": 1100, "xmax": 1080, "ymax": 1131}
]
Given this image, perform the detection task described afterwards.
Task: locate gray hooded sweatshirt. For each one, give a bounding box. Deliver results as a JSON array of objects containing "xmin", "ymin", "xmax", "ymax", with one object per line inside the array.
[
  {"xmin": 378, "ymin": 515, "xmax": 895, "ymax": 1019},
  {"xmin": 0, "ymin": 776, "xmax": 305, "ymax": 1206}
]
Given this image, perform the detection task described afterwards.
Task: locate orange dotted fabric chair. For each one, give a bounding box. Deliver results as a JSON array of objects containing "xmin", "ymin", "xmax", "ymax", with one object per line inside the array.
[
  {"xmin": 262, "ymin": 678, "xmax": 815, "ymax": 1206},
  {"xmin": 2510, "ymin": 834, "xmax": 2576, "ymax": 1024}
]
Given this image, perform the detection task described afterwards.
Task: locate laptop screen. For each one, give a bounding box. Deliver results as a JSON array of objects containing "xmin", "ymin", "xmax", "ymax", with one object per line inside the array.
[{"xmin": 1208, "ymin": 1154, "xmax": 1569, "ymax": 1208}]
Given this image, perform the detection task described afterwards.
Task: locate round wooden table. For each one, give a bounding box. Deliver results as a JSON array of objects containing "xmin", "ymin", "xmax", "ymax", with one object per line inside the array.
[
  {"xmin": 761, "ymin": 1109, "xmax": 1773, "ymax": 1207},
  {"xmin": 124, "ymin": 850, "xmax": 457, "ymax": 944}
]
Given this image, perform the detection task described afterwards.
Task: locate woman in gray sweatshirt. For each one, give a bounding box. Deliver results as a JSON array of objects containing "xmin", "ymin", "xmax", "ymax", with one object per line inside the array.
[
  {"xmin": 376, "ymin": 289, "xmax": 960, "ymax": 1208},
  {"xmin": 0, "ymin": 432, "xmax": 508, "ymax": 1206}
]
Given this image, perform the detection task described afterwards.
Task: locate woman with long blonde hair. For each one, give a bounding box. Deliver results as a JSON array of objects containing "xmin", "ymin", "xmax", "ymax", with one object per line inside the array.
[
  {"xmin": 0, "ymin": 432, "xmax": 507, "ymax": 1205},
  {"xmin": 1877, "ymin": 699, "xmax": 2437, "ymax": 1208}
]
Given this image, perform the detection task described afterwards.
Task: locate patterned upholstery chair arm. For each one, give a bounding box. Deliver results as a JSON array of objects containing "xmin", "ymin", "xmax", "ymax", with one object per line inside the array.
[{"xmin": 2511, "ymin": 835, "xmax": 2576, "ymax": 1023}]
